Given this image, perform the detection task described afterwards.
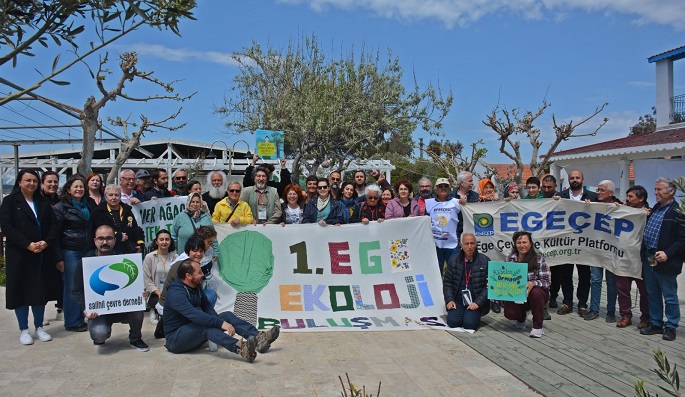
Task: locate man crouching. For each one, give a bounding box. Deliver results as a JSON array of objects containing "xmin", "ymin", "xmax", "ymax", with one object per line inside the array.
[{"xmin": 163, "ymin": 259, "xmax": 280, "ymax": 362}]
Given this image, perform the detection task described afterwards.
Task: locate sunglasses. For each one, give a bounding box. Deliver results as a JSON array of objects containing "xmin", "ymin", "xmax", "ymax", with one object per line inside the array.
[
  {"xmin": 175, "ymin": 176, "xmax": 187, "ymax": 180},
  {"xmin": 317, "ymin": 186, "xmax": 329, "ymax": 190},
  {"xmin": 367, "ymin": 196, "xmax": 379, "ymax": 200},
  {"xmin": 330, "ymin": 177, "xmax": 341, "ymax": 181},
  {"xmin": 228, "ymin": 189, "xmax": 241, "ymax": 193}
]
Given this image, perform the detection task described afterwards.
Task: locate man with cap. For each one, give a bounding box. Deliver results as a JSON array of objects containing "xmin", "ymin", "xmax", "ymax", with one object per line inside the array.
[
  {"xmin": 135, "ymin": 169, "xmax": 152, "ymax": 201},
  {"xmin": 425, "ymin": 177, "xmax": 461, "ymax": 277}
]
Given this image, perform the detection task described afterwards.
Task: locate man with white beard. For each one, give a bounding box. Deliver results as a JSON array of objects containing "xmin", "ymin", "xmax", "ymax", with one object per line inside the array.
[
  {"xmin": 240, "ymin": 167, "xmax": 282, "ymax": 224},
  {"xmin": 202, "ymin": 171, "xmax": 227, "ymax": 214}
]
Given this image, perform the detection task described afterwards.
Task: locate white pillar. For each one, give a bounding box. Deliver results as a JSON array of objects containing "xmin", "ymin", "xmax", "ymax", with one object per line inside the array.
[{"xmin": 656, "ymin": 59, "xmax": 674, "ymax": 128}]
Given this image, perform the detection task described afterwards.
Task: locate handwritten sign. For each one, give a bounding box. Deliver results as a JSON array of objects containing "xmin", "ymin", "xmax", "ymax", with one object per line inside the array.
[{"xmin": 487, "ymin": 261, "xmax": 527, "ymax": 302}]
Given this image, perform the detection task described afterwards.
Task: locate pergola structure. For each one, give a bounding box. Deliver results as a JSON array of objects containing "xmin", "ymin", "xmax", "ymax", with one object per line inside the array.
[{"xmin": 0, "ymin": 138, "xmax": 397, "ymax": 198}]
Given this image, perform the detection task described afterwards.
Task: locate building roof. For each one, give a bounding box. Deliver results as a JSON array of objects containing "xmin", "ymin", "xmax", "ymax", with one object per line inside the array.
[
  {"xmin": 487, "ymin": 163, "xmax": 533, "ymax": 181},
  {"xmin": 648, "ymin": 44, "xmax": 685, "ymax": 63},
  {"xmin": 550, "ymin": 127, "xmax": 685, "ymax": 160}
]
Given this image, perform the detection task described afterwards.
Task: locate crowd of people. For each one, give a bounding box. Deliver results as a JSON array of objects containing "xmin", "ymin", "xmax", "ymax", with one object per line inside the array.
[
  {"xmin": 0, "ymin": 160, "xmax": 682, "ymax": 361},
  {"xmin": 440, "ymin": 170, "xmax": 684, "ymax": 342}
]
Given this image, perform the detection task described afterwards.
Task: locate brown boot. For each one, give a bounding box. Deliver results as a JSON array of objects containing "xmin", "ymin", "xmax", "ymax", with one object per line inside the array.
[
  {"xmin": 616, "ymin": 316, "xmax": 632, "ymax": 328},
  {"xmin": 637, "ymin": 320, "xmax": 650, "ymax": 329}
]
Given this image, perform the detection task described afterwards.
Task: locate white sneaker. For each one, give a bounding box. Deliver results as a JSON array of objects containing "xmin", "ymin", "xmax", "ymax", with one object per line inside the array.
[
  {"xmin": 43, "ymin": 319, "xmax": 50, "ymax": 326},
  {"xmin": 20, "ymin": 329, "xmax": 34, "ymax": 345},
  {"xmin": 149, "ymin": 311, "xmax": 159, "ymax": 325},
  {"xmin": 530, "ymin": 328, "xmax": 544, "ymax": 338},
  {"xmin": 208, "ymin": 341, "xmax": 218, "ymax": 352},
  {"xmin": 35, "ymin": 327, "xmax": 52, "ymax": 342}
]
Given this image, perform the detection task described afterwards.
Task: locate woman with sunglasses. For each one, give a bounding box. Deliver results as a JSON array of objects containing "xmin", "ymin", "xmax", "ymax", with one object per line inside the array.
[
  {"xmin": 303, "ymin": 178, "xmax": 344, "ymax": 225},
  {"xmin": 350, "ymin": 184, "xmax": 385, "ymax": 224}
]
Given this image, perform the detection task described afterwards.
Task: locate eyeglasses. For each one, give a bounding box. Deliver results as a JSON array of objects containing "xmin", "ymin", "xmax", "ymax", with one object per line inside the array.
[
  {"xmin": 228, "ymin": 189, "xmax": 241, "ymax": 193},
  {"xmin": 317, "ymin": 186, "xmax": 329, "ymax": 190},
  {"xmin": 367, "ymin": 196, "xmax": 379, "ymax": 200},
  {"xmin": 95, "ymin": 236, "xmax": 115, "ymax": 242}
]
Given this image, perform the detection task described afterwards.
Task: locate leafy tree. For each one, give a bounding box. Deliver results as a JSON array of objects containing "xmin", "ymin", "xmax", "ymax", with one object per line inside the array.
[
  {"xmin": 216, "ymin": 33, "xmax": 452, "ymax": 181},
  {"xmin": 629, "ymin": 107, "xmax": 657, "ymax": 136},
  {"xmin": 0, "ymin": 0, "xmax": 196, "ymax": 106},
  {"xmin": 483, "ymin": 99, "xmax": 608, "ymax": 185}
]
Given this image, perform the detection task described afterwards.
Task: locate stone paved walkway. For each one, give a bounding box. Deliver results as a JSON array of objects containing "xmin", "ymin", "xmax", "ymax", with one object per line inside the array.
[{"xmin": 0, "ymin": 290, "xmax": 539, "ymax": 397}]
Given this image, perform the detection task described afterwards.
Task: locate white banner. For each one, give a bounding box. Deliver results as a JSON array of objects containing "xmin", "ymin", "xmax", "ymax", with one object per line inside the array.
[
  {"xmin": 83, "ymin": 254, "xmax": 146, "ymax": 315},
  {"xmin": 461, "ymin": 199, "xmax": 647, "ymax": 278},
  {"xmin": 208, "ymin": 217, "xmax": 447, "ymax": 331},
  {"xmin": 132, "ymin": 197, "xmax": 187, "ymax": 252}
]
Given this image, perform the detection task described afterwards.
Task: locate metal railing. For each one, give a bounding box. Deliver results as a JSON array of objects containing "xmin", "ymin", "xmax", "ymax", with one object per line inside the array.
[{"xmin": 671, "ymin": 94, "xmax": 685, "ymax": 124}]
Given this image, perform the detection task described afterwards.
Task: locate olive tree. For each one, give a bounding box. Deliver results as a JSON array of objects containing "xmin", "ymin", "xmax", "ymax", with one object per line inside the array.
[{"xmin": 216, "ymin": 33, "xmax": 452, "ymax": 181}]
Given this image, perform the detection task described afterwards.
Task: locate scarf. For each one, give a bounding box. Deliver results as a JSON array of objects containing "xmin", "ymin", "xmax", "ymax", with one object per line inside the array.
[
  {"xmin": 185, "ymin": 192, "xmax": 207, "ymax": 222},
  {"xmin": 317, "ymin": 195, "xmax": 330, "ymax": 211},
  {"xmin": 71, "ymin": 197, "xmax": 90, "ymax": 222}
]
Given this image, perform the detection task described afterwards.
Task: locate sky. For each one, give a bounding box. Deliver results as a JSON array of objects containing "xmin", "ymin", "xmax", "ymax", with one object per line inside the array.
[{"xmin": 1, "ymin": 0, "xmax": 684, "ymax": 166}]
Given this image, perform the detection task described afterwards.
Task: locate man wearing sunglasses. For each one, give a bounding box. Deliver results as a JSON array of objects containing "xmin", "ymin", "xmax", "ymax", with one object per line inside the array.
[
  {"xmin": 212, "ymin": 182, "xmax": 254, "ymax": 226},
  {"xmin": 170, "ymin": 169, "xmax": 189, "ymax": 196}
]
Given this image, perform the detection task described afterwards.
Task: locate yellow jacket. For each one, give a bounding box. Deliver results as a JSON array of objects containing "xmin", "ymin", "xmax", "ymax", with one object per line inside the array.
[{"xmin": 212, "ymin": 198, "xmax": 254, "ymax": 224}]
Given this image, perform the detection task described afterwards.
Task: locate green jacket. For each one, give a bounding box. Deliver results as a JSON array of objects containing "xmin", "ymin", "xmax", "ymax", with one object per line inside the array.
[{"xmin": 240, "ymin": 186, "xmax": 282, "ymax": 224}]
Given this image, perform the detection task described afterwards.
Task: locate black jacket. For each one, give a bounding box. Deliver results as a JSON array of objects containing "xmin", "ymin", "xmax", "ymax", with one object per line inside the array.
[
  {"xmin": 443, "ymin": 250, "xmax": 491, "ymax": 315},
  {"xmin": 0, "ymin": 192, "xmax": 57, "ymax": 309},
  {"xmin": 648, "ymin": 200, "xmax": 685, "ymax": 275},
  {"xmin": 53, "ymin": 199, "xmax": 92, "ymax": 259},
  {"xmin": 350, "ymin": 202, "xmax": 385, "ymax": 223},
  {"xmin": 558, "ymin": 187, "xmax": 599, "ymax": 202},
  {"xmin": 91, "ymin": 201, "xmax": 145, "ymax": 254}
]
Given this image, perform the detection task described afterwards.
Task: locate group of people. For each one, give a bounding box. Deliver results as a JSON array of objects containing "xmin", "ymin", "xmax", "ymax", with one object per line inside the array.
[
  {"xmin": 1, "ymin": 161, "xmax": 682, "ymax": 356},
  {"xmin": 438, "ymin": 170, "xmax": 684, "ymax": 342},
  {"xmin": 0, "ymin": 167, "xmax": 280, "ymax": 362}
]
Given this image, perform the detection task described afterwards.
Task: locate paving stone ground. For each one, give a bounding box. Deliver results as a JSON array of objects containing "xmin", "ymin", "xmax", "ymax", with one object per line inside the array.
[{"xmin": 0, "ymin": 289, "xmax": 539, "ymax": 397}]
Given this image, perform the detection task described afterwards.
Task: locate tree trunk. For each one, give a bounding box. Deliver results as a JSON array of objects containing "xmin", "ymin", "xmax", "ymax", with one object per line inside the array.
[
  {"xmin": 107, "ymin": 134, "xmax": 142, "ymax": 185},
  {"xmin": 77, "ymin": 96, "xmax": 98, "ymax": 176}
]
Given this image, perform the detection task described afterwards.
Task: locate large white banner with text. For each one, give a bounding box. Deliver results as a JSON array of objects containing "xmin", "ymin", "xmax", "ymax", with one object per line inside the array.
[
  {"xmin": 461, "ymin": 199, "xmax": 647, "ymax": 278},
  {"xmin": 133, "ymin": 197, "xmax": 187, "ymax": 252},
  {"xmin": 209, "ymin": 217, "xmax": 447, "ymax": 331}
]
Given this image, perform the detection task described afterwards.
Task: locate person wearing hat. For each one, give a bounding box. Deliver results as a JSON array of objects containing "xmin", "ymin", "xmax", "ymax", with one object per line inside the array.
[
  {"xmin": 135, "ymin": 169, "xmax": 152, "ymax": 201},
  {"xmin": 425, "ymin": 177, "xmax": 461, "ymax": 277}
]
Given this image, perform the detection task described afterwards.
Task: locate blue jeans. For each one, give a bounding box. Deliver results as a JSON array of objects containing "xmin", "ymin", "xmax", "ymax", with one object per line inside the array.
[
  {"xmin": 446, "ymin": 304, "xmax": 482, "ymax": 330},
  {"xmin": 165, "ymin": 311, "xmax": 259, "ymax": 353},
  {"xmin": 589, "ymin": 267, "xmax": 617, "ymax": 314},
  {"xmin": 643, "ymin": 257, "xmax": 680, "ymax": 329},
  {"xmin": 89, "ymin": 311, "xmax": 144, "ymax": 343},
  {"xmin": 436, "ymin": 247, "xmax": 459, "ymax": 277},
  {"xmin": 15, "ymin": 305, "xmax": 46, "ymax": 330},
  {"xmin": 62, "ymin": 250, "xmax": 85, "ymax": 328},
  {"xmin": 204, "ymin": 287, "xmax": 218, "ymax": 308}
]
